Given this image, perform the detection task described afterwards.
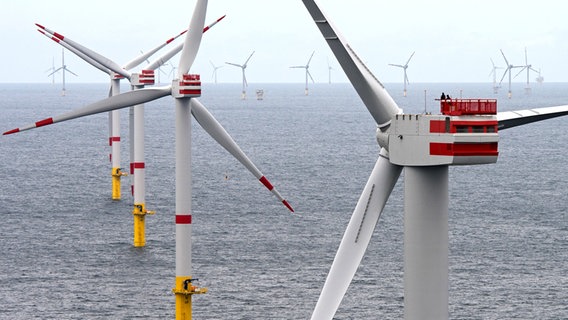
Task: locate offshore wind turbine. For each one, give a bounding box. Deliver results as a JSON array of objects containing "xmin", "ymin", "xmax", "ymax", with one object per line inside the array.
[
  {"xmin": 301, "ymin": 1, "xmax": 568, "ymax": 319},
  {"xmin": 226, "ymin": 51, "xmax": 255, "ymax": 99},
  {"xmin": 498, "ymin": 49, "xmax": 523, "ymax": 99},
  {"xmin": 48, "ymin": 48, "xmax": 78, "ymax": 96},
  {"xmin": 388, "ymin": 51, "xmax": 415, "ymax": 97},
  {"xmin": 290, "ymin": 50, "xmax": 315, "ymax": 95},
  {"xmin": 489, "ymin": 58, "xmax": 503, "ymax": 93},
  {"xmin": 514, "ymin": 47, "xmax": 539, "ymax": 93},
  {"xmin": 327, "ymin": 58, "xmax": 334, "ymax": 84},
  {"xmin": 210, "ymin": 60, "xmax": 222, "ymax": 83},
  {"xmin": 35, "ymin": 16, "xmax": 226, "ymax": 247},
  {"xmin": 5, "ymin": 1, "xmax": 293, "ymax": 317}
]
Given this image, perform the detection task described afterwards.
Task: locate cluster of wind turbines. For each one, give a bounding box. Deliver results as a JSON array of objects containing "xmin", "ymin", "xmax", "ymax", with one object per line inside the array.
[
  {"xmin": 8, "ymin": 2, "xmax": 295, "ymax": 318},
  {"xmin": 492, "ymin": 47, "xmax": 541, "ymax": 98},
  {"xmin": 5, "ymin": 0, "xmax": 568, "ymax": 319}
]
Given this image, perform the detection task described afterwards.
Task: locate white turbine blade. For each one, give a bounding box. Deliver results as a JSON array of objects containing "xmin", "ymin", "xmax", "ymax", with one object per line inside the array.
[
  {"xmin": 498, "ymin": 69, "xmax": 509, "ymax": 85},
  {"xmin": 190, "ymin": 99, "xmax": 294, "ymax": 212},
  {"xmin": 301, "ymin": 0, "xmax": 401, "ymax": 128},
  {"xmin": 307, "ymin": 69, "xmax": 315, "ymax": 83},
  {"xmin": 500, "ymin": 49, "xmax": 510, "ymax": 67},
  {"xmin": 38, "ymin": 29, "xmax": 111, "ymax": 76},
  {"xmin": 123, "ymin": 29, "xmax": 188, "ymax": 71},
  {"xmin": 225, "ymin": 62, "xmax": 242, "ymax": 68},
  {"xmin": 497, "ymin": 105, "xmax": 568, "ymax": 131},
  {"xmin": 243, "ymin": 51, "xmax": 255, "ymax": 67},
  {"xmin": 243, "ymin": 70, "xmax": 248, "ymax": 87},
  {"xmin": 146, "ymin": 15, "xmax": 225, "ymax": 71},
  {"xmin": 307, "ymin": 50, "xmax": 316, "ymax": 66},
  {"xmin": 388, "ymin": 64, "xmax": 404, "ymax": 68},
  {"xmin": 3, "ymin": 87, "xmax": 171, "ymax": 135},
  {"xmin": 311, "ymin": 151, "xmax": 402, "ymax": 320},
  {"xmin": 177, "ymin": 0, "xmax": 208, "ymax": 77},
  {"xmin": 47, "ymin": 66, "xmax": 63, "ymax": 77},
  {"xmin": 405, "ymin": 51, "xmax": 415, "ymax": 66},
  {"xmin": 35, "ymin": 23, "xmax": 131, "ymax": 80},
  {"xmin": 65, "ymin": 68, "xmax": 79, "ymax": 77},
  {"xmin": 513, "ymin": 66, "xmax": 527, "ymax": 79},
  {"xmin": 289, "ymin": 65, "xmax": 305, "ymax": 69}
]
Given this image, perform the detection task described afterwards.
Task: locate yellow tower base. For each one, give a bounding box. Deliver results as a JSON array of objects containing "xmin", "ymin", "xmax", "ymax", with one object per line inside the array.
[
  {"xmin": 173, "ymin": 276, "xmax": 207, "ymax": 320},
  {"xmin": 111, "ymin": 168, "xmax": 127, "ymax": 200},
  {"xmin": 133, "ymin": 203, "xmax": 155, "ymax": 247}
]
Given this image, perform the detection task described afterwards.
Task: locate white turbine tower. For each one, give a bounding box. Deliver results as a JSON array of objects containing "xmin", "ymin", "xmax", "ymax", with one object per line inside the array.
[
  {"xmin": 300, "ymin": 1, "xmax": 568, "ymax": 319},
  {"xmin": 226, "ymin": 51, "xmax": 255, "ymax": 99},
  {"xmin": 389, "ymin": 51, "xmax": 415, "ymax": 97},
  {"xmin": 514, "ymin": 47, "xmax": 539, "ymax": 93},
  {"xmin": 210, "ymin": 60, "xmax": 223, "ymax": 83},
  {"xmin": 5, "ymin": 1, "xmax": 293, "ymax": 317},
  {"xmin": 48, "ymin": 48, "xmax": 78, "ymax": 96},
  {"xmin": 498, "ymin": 49, "xmax": 523, "ymax": 99},
  {"xmin": 290, "ymin": 50, "xmax": 315, "ymax": 95},
  {"xmin": 489, "ymin": 58, "xmax": 503, "ymax": 94}
]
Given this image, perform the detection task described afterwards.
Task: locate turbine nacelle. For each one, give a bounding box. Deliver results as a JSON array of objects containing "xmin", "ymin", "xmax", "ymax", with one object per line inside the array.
[
  {"xmin": 131, "ymin": 70, "xmax": 156, "ymax": 86},
  {"xmin": 172, "ymin": 74, "xmax": 202, "ymax": 98},
  {"xmin": 377, "ymin": 99, "xmax": 499, "ymax": 166}
]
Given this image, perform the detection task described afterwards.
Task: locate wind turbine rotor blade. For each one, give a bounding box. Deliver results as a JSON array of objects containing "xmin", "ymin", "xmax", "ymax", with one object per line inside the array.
[
  {"xmin": 307, "ymin": 50, "xmax": 315, "ymax": 65},
  {"xmin": 146, "ymin": 15, "xmax": 225, "ymax": 71},
  {"xmin": 3, "ymin": 87, "xmax": 171, "ymax": 135},
  {"xmin": 388, "ymin": 64, "xmax": 404, "ymax": 68},
  {"xmin": 405, "ymin": 51, "xmax": 415, "ymax": 65},
  {"xmin": 243, "ymin": 71, "xmax": 248, "ymax": 87},
  {"xmin": 35, "ymin": 23, "xmax": 130, "ymax": 80},
  {"xmin": 301, "ymin": 0, "xmax": 401, "ymax": 129},
  {"xmin": 243, "ymin": 51, "xmax": 255, "ymax": 67},
  {"xmin": 497, "ymin": 105, "xmax": 568, "ymax": 130},
  {"xmin": 513, "ymin": 67, "xmax": 527, "ymax": 79},
  {"xmin": 66, "ymin": 68, "xmax": 79, "ymax": 77},
  {"xmin": 307, "ymin": 69, "xmax": 315, "ymax": 83},
  {"xmin": 177, "ymin": 0, "xmax": 208, "ymax": 77},
  {"xmin": 311, "ymin": 151, "xmax": 402, "ymax": 320},
  {"xmin": 498, "ymin": 69, "xmax": 508, "ymax": 85},
  {"xmin": 38, "ymin": 29, "xmax": 111, "ymax": 76},
  {"xmin": 190, "ymin": 99, "xmax": 294, "ymax": 212},
  {"xmin": 225, "ymin": 62, "xmax": 242, "ymax": 68},
  {"xmin": 289, "ymin": 66, "xmax": 305, "ymax": 69},
  {"xmin": 500, "ymin": 49, "xmax": 510, "ymax": 66},
  {"xmin": 123, "ymin": 29, "xmax": 188, "ymax": 71},
  {"xmin": 47, "ymin": 66, "xmax": 63, "ymax": 77}
]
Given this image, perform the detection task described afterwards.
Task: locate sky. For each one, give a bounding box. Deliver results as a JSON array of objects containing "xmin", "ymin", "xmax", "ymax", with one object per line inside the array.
[{"xmin": 1, "ymin": 0, "xmax": 567, "ymax": 84}]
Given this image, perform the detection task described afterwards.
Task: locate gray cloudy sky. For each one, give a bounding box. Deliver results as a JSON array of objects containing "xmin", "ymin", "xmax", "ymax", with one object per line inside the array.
[{"xmin": 1, "ymin": 0, "xmax": 566, "ymax": 83}]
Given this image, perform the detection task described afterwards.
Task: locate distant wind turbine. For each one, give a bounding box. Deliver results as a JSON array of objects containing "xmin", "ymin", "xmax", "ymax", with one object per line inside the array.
[
  {"xmin": 536, "ymin": 68, "xmax": 544, "ymax": 84},
  {"xmin": 489, "ymin": 58, "xmax": 503, "ymax": 94},
  {"xmin": 48, "ymin": 48, "xmax": 78, "ymax": 96},
  {"xmin": 290, "ymin": 50, "xmax": 315, "ymax": 95},
  {"xmin": 210, "ymin": 60, "xmax": 223, "ymax": 83},
  {"xmin": 499, "ymin": 49, "xmax": 524, "ymax": 99},
  {"xmin": 226, "ymin": 51, "xmax": 255, "ymax": 99},
  {"xmin": 327, "ymin": 58, "xmax": 334, "ymax": 84},
  {"xmin": 514, "ymin": 47, "xmax": 539, "ymax": 93},
  {"xmin": 389, "ymin": 51, "xmax": 415, "ymax": 97}
]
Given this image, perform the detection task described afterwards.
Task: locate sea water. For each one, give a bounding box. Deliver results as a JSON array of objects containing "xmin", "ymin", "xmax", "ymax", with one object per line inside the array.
[{"xmin": 0, "ymin": 82, "xmax": 566, "ymax": 319}]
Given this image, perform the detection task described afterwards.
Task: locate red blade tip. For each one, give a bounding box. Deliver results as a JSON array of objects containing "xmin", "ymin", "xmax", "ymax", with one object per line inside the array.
[
  {"xmin": 283, "ymin": 200, "xmax": 294, "ymax": 213},
  {"xmin": 3, "ymin": 128, "xmax": 20, "ymax": 135}
]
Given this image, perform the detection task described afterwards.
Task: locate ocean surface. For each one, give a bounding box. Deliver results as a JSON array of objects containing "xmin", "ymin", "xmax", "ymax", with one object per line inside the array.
[{"xmin": 0, "ymin": 82, "xmax": 566, "ymax": 319}]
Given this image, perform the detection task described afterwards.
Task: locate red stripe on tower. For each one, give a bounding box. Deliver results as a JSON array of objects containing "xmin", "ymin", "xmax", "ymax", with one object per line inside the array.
[{"xmin": 176, "ymin": 215, "xmax": 192, "ymax": 224}]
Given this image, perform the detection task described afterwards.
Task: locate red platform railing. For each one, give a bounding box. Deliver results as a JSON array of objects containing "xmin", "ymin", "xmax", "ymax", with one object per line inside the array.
[{"xmin": 440, "ymin": 99, "xmax": 497, "ymax": 116}]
